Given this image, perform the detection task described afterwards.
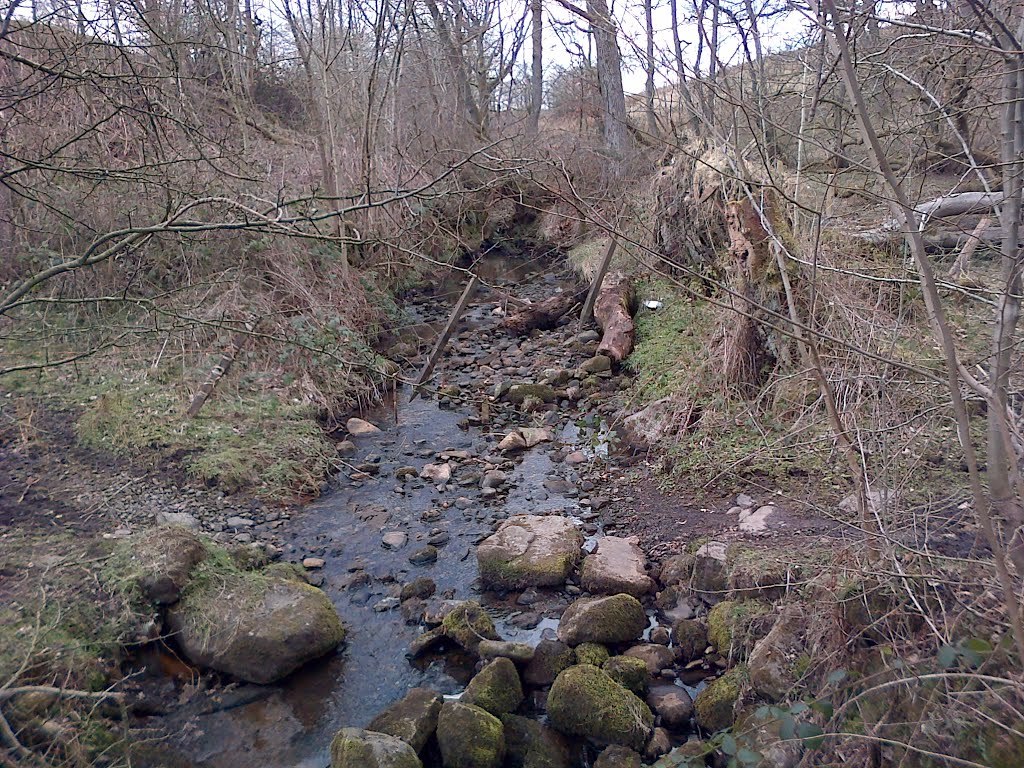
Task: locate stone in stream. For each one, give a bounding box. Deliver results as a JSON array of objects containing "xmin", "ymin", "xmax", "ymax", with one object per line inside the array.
[
  {"xmin": 657, "ymin": 553, "xmax": 695, "ymax": 588},
  {"xmin": 581, "ymin": 536, "xmax": 654, "ymax": 598},
  {"xmin": 693, "ymin": 667, "xmax": 746, "ymax": 732},
  {"xmin": 644, "ymin": 728, "xmax": 673, "ymax": 762},
  {"xmin": 121, "ymin": 526, "xmax": 208, "ymax": 605},
  {"xmin": 440, "ymin": 600, "xmax": 499, "ymax": 653},
  {"xmin": 623, "ymin": 644, "xmax": 674, "ymax": 676},
  {"xmin": 593, "ymin": 745, "xmax": 642, "ymax": 768},
  {"xmin": 330, "ymin": 728, "xmax": 422, "ymax": 768},
  {"xmin": 481, "ymin": 470, "xmax": 507, "ymax": 489},
  {"xmin": 505, "ymin": 384, "xmax": 558, "ymax": 405},
  {"xmin": 501, "ymin": 714, "xmax": 572, "ymax": 768},
  {"xmin": 747, "ymin": 605, "xmax": 807, "ymax": 702},
  {"xmin": 382, "ymin": 532, "xmax": 409, "ymax": 550},
  {"xmin": 523, "ymin": 639, "xmax": 575, "ymax": 687},
  {"xmin": 556, "ymin": 594, "xmax": 647, "ymax": 647},
  {"xmin": 602, "ymin": 656, "xmax": 649, "ymax": 696},
  {"xmin": 547, "ymin": 665, "xmax": 654, "ymax": 751},
  {"xmin": 367, "ymin": 688, "xmax": 443, "ymax": 754},
  {"xmin": 462, "ymin": 657, "xmax": 524, "ymax": 716},
  {"xmin": 167, "ymin": 572, "xmax": 345, "ymax": 684},
  {"xmin": 498, "ymin": 427, "xmax": 553, "ymax": 453},
  {"xmin": 337, "ymin": 440, "xmax": 357, "ymax": 457},
  {"xmin": 478, "ymin": 640, "xmax": 535, "ymax": 663},
  {"xmin": 408, "ymin": 546, "xmax": 438, "ymax": 565},
  {"xmin": 477, "ymin": 515, "xmax": 583, "ymax": 590},
  {"xmin": 421, "ymin": 463, "xmax": 452, "ymax": 483},
  {"xmin": 691, "ymin": 541, "xmax": 728, "ymax": 602},
  {"xmin": 347, "ymin": 417, "xmax": 382, "ymax": 436},
  {"xmin": 395, "ymin": 466, "xmax": 418, "ymax": 479},
  {"xmin": 646, "ymin": 685, "xmax": 694, "ymax": 731},
  {"xmin": 436, "ymin": 701, "xmax": 505, "ymax": 768},
  {"xmin": 580, "ymin": 354, "xmax": 612, "ymax": 375},
  {"xmin": 670, "ymin": 619, "xmax": 708, "ymax": 663}
]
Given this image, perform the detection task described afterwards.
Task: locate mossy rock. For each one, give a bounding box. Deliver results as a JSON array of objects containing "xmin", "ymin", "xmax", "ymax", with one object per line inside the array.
[
  {"xmin": 117, "ymin": 526, "xmax": 208, "ymax": 605},
  {"xmin": 437, "ymin": 701, "xmax": 506, "ymax": 768},
  {"xmin": 367, "ymin": 688, "xmax": 442, "ymax": 753},
  {"xmin": 602, "ymin": 656, "xmax": 649, "ymax": 696},
  {"xmin": 506, "ymin": 384, "xmax": 558, "ymax": 404},
  {"xmin": 725, "ymin": 543, "xmax": 798, "ymax": 600},
  {"xmin": 501, "ymin": 714, "xmax": 572, "ymax": 768},
  {"xmin": 524, "ymin": 640, "xmax": 575, "ymax": 687},
  {"xmin": 330, "ymin": 728, "xmax": 423, "ymax": 768},
  {"xmin": 670, "ymin": 619, "xmax": 708, "ymax": 663},
  {"xmin": 557, "ymin": 594, "xmax": 647, "ymax": 647},
  {"xmin": 168, "ymin": 568, "xmax": 345, "ymax": 684},
  {"xmin": 594, "ymin": 745, "xmax": 642, "ymax": 768},
  {"xmin": 547, "ymin": 664, "xmax": 654, "ymax": 750},
  {"xmin": 747, "ymin": 605, "xmax": 807, "ymax": 702},
  {"xmin": 477, "ymin": 516, "xmax": 583, "ymax": 590},
  {"xmin": 706, "ymin": 600, "xmax": 771, "ymax": 661},
  {"xmin": 693, "ymin": 667, "xmax": 746, "ymax": 732},
  {"xmin": 262, "ymin": 562, "xmax": 309, "ymax": 583},
  {"xmin": 463, "ymin": 657, "xmax": 524, "ymax": 716},
  {"xmin": 575, "ymin": 643, "xmax": 610, "ymax": 667},
  {"xmin": 658, "ymin": 554, "xmax": 695, "ymax": 587},
  {"xmin": 442, "ymin": 601, "xmax": 499, "ymax": 653}
]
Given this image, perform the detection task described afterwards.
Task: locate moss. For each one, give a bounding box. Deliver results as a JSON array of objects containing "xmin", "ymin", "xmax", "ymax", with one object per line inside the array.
[
  {"xmin": 575, "ymin": 642, "xmax": 611, "ymax": 667},
  {"xmin": 505, "ymin": 384, "xmax": 558, "ymax": 405},
  {"xmin": 442, "ymin": 601, "xmax": 499, "ymax": 652},
  {"xmin": 463, "ymin": 658, "xmax": 524, "ymax": 716},
  {"xmin": 602, "ymin": 656, "xmax": 650, "ymax": 696},
  {"xmin": 706, "ymin": 601, "xmax": 771, "ymax": 660},
  {"xmin": 694, "ymin": 667, "xmax": 746, "ymax": 732},
  {"xmin": 478, "ymin": 551, "xmax": 576, "ymax": 590},
  {"xmin": 558, "ymin": 594, "xmax": 648, "ymax": 646},
  {"xmin": 671, "ymin": 619, "xmax": 708, "ymax": 662},
  {"xmin": 437, "ymin": 702, "xmax": 505, "ymax": 768},
  {"xmin": 330, "ymin": 728, "xmax": 423, "ymax": 768},
  {"xmin": 547, "ymin": 664, "xmax": 654, "ymax": 750}
]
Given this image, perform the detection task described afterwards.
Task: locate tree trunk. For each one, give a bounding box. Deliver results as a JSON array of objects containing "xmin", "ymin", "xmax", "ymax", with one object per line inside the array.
[
  {"xmin": 644, "ymin": 0, "xmax": 657, "ymax": 136},
  {"xmin": 529, "ymin": 0, "xmax": 542, "ymax": 134},
  {"xmin": 502, "ymin": 289, "xmax": 587, "ymax": 335},
  {"xmin": 585, "ymin": 0, "xmax": 629, "ymax": 154},
  {"xmin": 594, "ymin": 272, "xmax": 635, "ymax": 362}
]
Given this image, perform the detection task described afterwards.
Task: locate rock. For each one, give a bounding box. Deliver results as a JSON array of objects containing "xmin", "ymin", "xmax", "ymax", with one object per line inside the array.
[
  {"xmin": 421, "ymin": 463, "xmax": 452, "ymax": 483},
  {"xmin": 441, "ymin": 601, "xmax": 499, "ymax": 653},
  {"xmin": 670, "ymin": 619, "xmax": 708, "ymax": 663},
  {"xmin": 437, "ymin": 701, "xmax": 505, "ymax": 768},
  {"xmin": 556, "ymin": 594, "xmax": 647, "ymax": 647},
  {"xmin": 396, "ymin": 466, "xmax": 419, "ymax": 479},
  {"xmin": 303, "ymin": 557, "xmax": 326, "ymax": 569},
  {"xmin": 501, "ymin": 714, "xmax": 571, "ymax": 768},
  {"xmin": 734, "ymin": 707, "xmax": 802, "ymax": 768},
  {"xmin": 400, "ymin": 578, "xmax": 436, "ymax": 602},
  {"xmin": 368, "ymin": 688, "xmax": 442, "ymax": 753},
  {"xmin": 580, "ymin": 355, "xmax": 612, "ymax": 374},
  {"xmin": 581, "ymin": 537, "xmax": 653, "ymax": 597},
  {"xmin": 707, "ymin": 601, "xmax": 772, "ymax": 661},
  {"xmin": 650, "ymin": 742, "xmax": 711, "ymax": 767},
  {"xmin": 738, "ymin": 505, "xmax": 775, "ymax": 533},
  {"xmin": 547, "ymin": 665, "xmax": 654, "ymax": 750},
  {"xmin": 574, "ymin": 642, "xmax": 610, "ymax": 667},
  {"xmin": 347, "ymin": 417, "xmax": 382, "ymax": 436},
  {"xmin": 602, "ymin": 656, "xmax": 649, "ymax": 696},
  {"xmin": 124, "ymin": 526, "xmax": 208, "ymax": 605},
  {"xmin": 644, "ymin": 729, "xmax": 672, "ymax": 762},
  {"xmin": 748, "ymin": 605, "xmax": 807, "ymax": 702},
  {"xmin": 646, "ymin": 685, "xmax": 693, "ymax": 730},
  {"xmin": 477, "ymin": 516, "xmax": 583, "ymax": 590},
  {"xmin": 479, "ymin": 640, "xmax": 535, "ymax": 663},
  {"xmin": 658, "ymin": 554, "xmax": 695, "ymax": 587},
  {"xmin": 408, "ymin": 546, "xmax": 438, "ymax": 566},
  {"xmin": 408, "ymin": 627, "xmax": 445, "ymax": 658},
  {"xmin": 594, "ymin": 745, "xmax": 642, "ymax": 768},
  {"xmin": 693, "ymin": 667, "xmax": 746, "ymax": 732},
  {"xmin": 168, "ymin": 572, "xmax": 345, "ymax": 684},
  {"xmin": 481, "ymin": 470, "xmax": 507, "ymax": 489},
  {"xmin": 155, "ymin": 511, "xmax": 200, "ymax": 530},
  {"xmin": 578, "ymin": 330, "xmax": 601, "ymax": 343},
  {"xmin": 383, "ymin": 532, "xmax": 409, "ymax": 550},
  {"xmin": 564, "ymin": 451, "xmax": 587, "ymax": 465},
  {"xmin": 623, "ymin": 644, "xmax": 674, "ymax": 676},
  {"xmin": 330, "ymin": 728, "xmax": 422, "ymax": 768},
  {"xmin": 375, "ymin": 597, "xmax": 401, "ymax": 612},
  {"xmin": 649, "ymin": 627, "xmax": 670, "ymax": 645},
  {"xmin": 463, "ymin": 657, "xmax": 524, "ymax": 716},
  {"xmin": 691, "ymin": 541, "xmax": 727, "ymax": 602},
  {"xmin": 498, "ymin": 432, "xmax": 529, "ymax": 452},
  {"xmin": 519, "ymin": 427, "xmax": 553, "ymax": 447},
  {"xmin": 226, "ymin": 516, "xmax": 254, "ymax": 528},
  {"xmin": 506, "ymin": 384, "xmax": 557, "ymax": 404},
  {"xmin": 523, "ymin": 639, "xmax": 574, "ymax": 687},
  {"xmin": 337, "ymin": 440, "xmax": 357, "ymax": 457},
  {"xmin": 655, "ymin": 586, "xmax": 698, "ymax": 624}
]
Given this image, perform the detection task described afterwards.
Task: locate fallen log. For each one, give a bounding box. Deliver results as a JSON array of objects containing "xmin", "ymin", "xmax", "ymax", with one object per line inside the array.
[
  {"xmin": 857, "ymin": 225, "xmax": 1012, "ymax": 252},
  {"xmin": 501, "ymin": 288, "xmax": 586, "ymax": 336},
  {"xmin": 859, "ymin": 191, "xmax": 1009, "ymax": 243},
  {"xmin": 594, "ymin": 272, "xmax": 636, "ymax": 363}
]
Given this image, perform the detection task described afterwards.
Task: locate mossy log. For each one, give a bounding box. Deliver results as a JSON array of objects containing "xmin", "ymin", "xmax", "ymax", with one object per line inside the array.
[{"xmin": 594, "ymin": 272, "xmax": 636, "ymax": 363}]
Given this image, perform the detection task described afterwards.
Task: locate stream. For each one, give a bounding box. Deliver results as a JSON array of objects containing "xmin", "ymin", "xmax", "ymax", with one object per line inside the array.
[{"xmin": 157, "ymin": 253, "xmax": 634, "ymax": 767}]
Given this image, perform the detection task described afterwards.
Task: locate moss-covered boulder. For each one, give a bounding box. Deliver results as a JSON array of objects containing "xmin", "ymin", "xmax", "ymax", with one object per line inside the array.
[
  {"xmin": 547, "ymin": 665, "xmax": 654, "ymax": 750},
  {"xmin": 693, "ymin": 667, "xmax": 746, "ymax": 732},
  {"xmin": 502, "ymin": 714, "xmax": 572, "ymax": 768},
  {"xmin": 477, "ymin": 516, "xmax": 583, "ymax": 590},
  {"xmin": 658, "ymin": 554, "xmax": 695, "ymax": 588},
  {"xmin": 463, "ymin": 657, "xmax": 524, "ymax": 716},
  {"xmin": 748, "ymin": 605, "xmax": 807, "ymax": 702},
  {"xmin": 168, "ymin": 569, "xmax": 345, "ymax": 684},
  {"xmin": 367, "ymin": 688, "xmax": 442, "ymax": 753},
  {"xmin": 441, "ymin": 601, "xmax": 499, "ymax": 653},
  {"xmin": 593, "ymin": 745, "xmax": 642, "ymax": 768},
  {"xmin": 330, "ymin": 728, "xmax": 423, "ymax": 768},
  {"xmin": 725, "ymin": 543, "xmax": 795, "ymax": 600},
  {"xmin": 602, "ymin": 656, "xmax": 649, "ymax": 696},
  {"xmin": 506, "ymin": 384, "xmax": 558, "ymax": 405},
  {"xmin": 557, "ymin": 594, "xmax": 647, "ymax": 647},
  {"xmin": 670, "ymin": 619, "xmax": 708, "ymax": 663},
  {"xmin": 706, "ymin": 600, "xmax": 771, "ymax": 661},
  {"xmin": 524, "ymin": 640, "xmax": 575, "ymax": 687},
  {"xmin": 122, "ymin": 526, "xmax": 208, "ymax": 605},
  {"xmin": 623, "ymin": 644, "xmax": 674, "ymax": 676},
  {"xmin": 437, "ymin": 701, "xmax": 505, "ymax": 768},
  {"xmin": 479, "ymin": 640, "xmax": 535, "ymax": 663},
  {"xmin": 575, "ymin": 643, "xmax": 610, "ymax": 667}
]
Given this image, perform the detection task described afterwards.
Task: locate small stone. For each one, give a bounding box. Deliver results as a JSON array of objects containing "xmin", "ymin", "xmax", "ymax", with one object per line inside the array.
[
  {"xmin": 155, "ymin": 511, "xmax": 200, "ymax": 530},
  {"xmin": 650, "ymin": 627, "xmax": 670, "ymax": 645},
  {"xmin": 303, "ymin": 557, "xmax": 326, "ymax": 569},
  {"xmin": 408, "ymin": 546, "xmax": 439, "ymax": 566},
  {"xmin": 375, "ymin": 597, "xmax": 401, "ymax": 612},
  {"xmin": 421, "ymin": 463, "xmax": 453, "ymax": 483},
  {"xmin": 401, "ymin": 578, "xmax": 437, "ymax": 602},
  {"xmin": 565, "ymin": 451, "xmax": 587, "ymax": 465},
  {"xmin": 481, "ymin": 470, "xmax": 507, "ymax": 489},
  {"xmin": 226, "ymin": 516, "xmax": 254, "ymax": 528},
  {"xmin": 337, "ymin": 440, "xmax": 357, "ymax": 457},
  {"xmin": 347, "ymin": 417, "xmax": 382, "ymax": 435},
  {"xmin": 383, "ymin": 532, "xmax": 409, "ymax": 550}
]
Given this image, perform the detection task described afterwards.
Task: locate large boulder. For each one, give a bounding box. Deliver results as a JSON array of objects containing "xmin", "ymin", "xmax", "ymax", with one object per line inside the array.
[
  {"xmin": 602, "ymin": 656, "xmax": 649, "ymax": 696},
  {"xmin": 330, "ymin": 728, "xmax": 422, "ymax": 768},
  {"xmin": 477, "ymin": 516, "xmax": 583, "ymax": 590},
  {"xmin": 557, "ymin": 594, "xmax": 647, "ymax": 647},
  {"xmin": 124, "ymin": 526, "xmax": 208, "ymax": 605},
  {"xmin": 463, "ymin": 657, "xmax": 524, "ymax": 716},
  {"xmin": 547, "ymin": 665, "xmax": 654, "ymax": 751},
  {"xmin": 581, "ymin": 537, "xmax": 654, "ymax": 597},
  {"xmin": 437, "ymin": 701, "xmax": 505, "ymax": 768},
  {"xmin": 623, "ymin": 644, "xmax": 674, "ymax": 676},
  {"xmin": 523, "ymin": 640, "xmax": 574, "ymax": 687},
  {"xmin": 502, "ymin": 714, "xmax": 572, "ymax": 768},
  {"xmin": 441, "ymin": 601, "xmax": 500, "ymax": 653},
  {"xmin": 168, "ymin": 572, "xmax": 345, "ymax": 684},
  {"xmin": 367, "ymin": 688, "xmax": 442, "ymax": 753},
  {"xmin": 693, "ymin": 667, "xmax": 746, "ymax": 732},
  {"xmin": 748, "ymin": 605, "xmax": 807, "ymax": 702}
]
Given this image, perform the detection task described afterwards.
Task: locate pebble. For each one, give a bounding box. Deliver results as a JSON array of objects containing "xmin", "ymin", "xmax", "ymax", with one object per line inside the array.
[
  {"xmin": 374, "ymin": 597, "xmax": 401, "ymax": 612},
  {"xmin": 226, "ymin": 516, "xmax": 254, "ymax": 528},
  {"xmin": 302, "ymin": 557, "xmax": 326, "ymax": 569},
  {"xmin": 382, "ymin": 532, "xmax": 409, "ymax": 550},
  {"xmin": 408, "ymin": 546, "xmax": 439, "ymax": 565}
]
